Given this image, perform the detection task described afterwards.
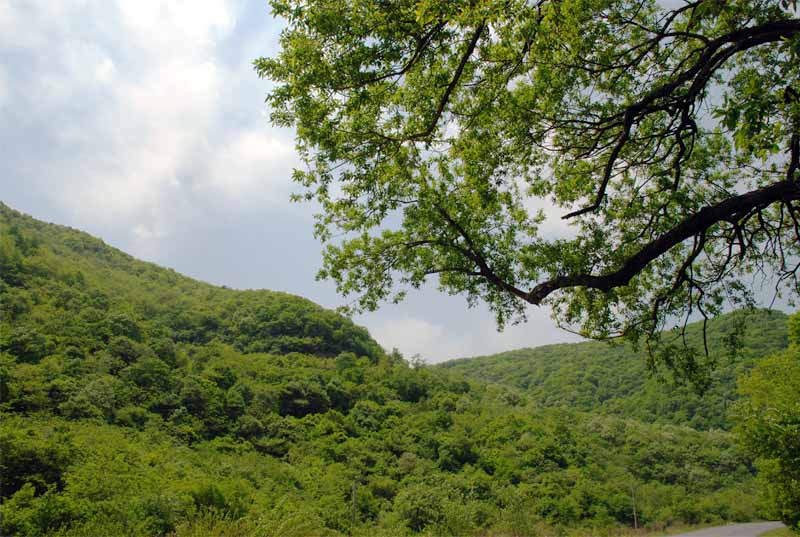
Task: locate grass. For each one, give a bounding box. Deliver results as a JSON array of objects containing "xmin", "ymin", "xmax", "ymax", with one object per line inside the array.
[{"xmin": 759, "ymin": 528, "xmax": 794, "ymax": 537}]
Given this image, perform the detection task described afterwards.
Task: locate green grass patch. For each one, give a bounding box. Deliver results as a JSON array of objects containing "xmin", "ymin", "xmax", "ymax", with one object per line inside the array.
[{"xmin": 759, "ymin": 528, "xmax": 794, "ymax": 537}]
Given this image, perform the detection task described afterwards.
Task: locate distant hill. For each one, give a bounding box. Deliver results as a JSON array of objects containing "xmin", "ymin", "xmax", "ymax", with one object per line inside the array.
[
  {"xmin": 0, "ymin": 202, "xmax": 781, "ymax": 537},
  {"xmin": 439, "ymin": 309, "xmax": 790, "ymax": 430}
]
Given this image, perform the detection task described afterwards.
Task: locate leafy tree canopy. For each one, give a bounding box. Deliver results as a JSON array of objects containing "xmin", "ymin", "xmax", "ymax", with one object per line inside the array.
[{"xmin": 257, "ymin": 0, "xmax": 800, "ymax": 348}]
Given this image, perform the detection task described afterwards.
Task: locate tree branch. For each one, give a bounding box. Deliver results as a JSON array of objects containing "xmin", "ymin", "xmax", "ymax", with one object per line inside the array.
[
  {"xmin": 335, "ymin": 21, "xmax": 447, "ymax": 91},
  {"xmin": 433, "ymin": 204, "xmax": 531, "ymax": 301},
  {"xmin": 398, "ymin": 23, "xmax": 485, "ymax": 142},
  {"xmin": 563, "ymin": 19, "xmax": 800, "ymax": 219},
  {"xmin": 529, "ymin": 180, "xmax": 800, "ymax": 304}
]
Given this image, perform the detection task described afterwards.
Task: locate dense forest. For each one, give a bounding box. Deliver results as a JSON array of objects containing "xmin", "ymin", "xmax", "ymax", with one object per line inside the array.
[
  {"xmin": 440, "ymin": 310, "xmax": 790, "ymax": 431},
  {"xmin": 0, "ymin": 203, "xmax": 792, "ymax": 536}
]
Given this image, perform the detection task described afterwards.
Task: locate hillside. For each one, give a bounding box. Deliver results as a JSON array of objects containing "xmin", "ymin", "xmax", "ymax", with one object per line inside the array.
[
  {"xmin": 0, "ymin": 203, "xmax": 780, "ymax": 537},
  {"xmin": 439, "ymin": 310, "xmax": 790, "ymax": 431},
  {"xmin": 0, "ymin": 203, "xmax": 382, "ymax": 361}
]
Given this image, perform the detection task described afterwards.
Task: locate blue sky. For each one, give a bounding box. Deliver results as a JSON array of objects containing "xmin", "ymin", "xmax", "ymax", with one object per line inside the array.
[{"xmin": 1, "ymin": 0, "xmax": 588, "ymax": 362}]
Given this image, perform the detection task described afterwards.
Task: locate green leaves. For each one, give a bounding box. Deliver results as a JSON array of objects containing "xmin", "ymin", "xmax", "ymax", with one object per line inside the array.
[{"xmin": 260, "ymin": 0, "xmax": 800, "ymax": 354}]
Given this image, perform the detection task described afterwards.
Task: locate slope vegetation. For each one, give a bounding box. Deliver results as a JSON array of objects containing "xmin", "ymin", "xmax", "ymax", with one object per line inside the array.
[
  {"xmin": 440, "ymin": 310, "xmax": 789, "ymax": 431},
  {"xmin": 0, "ymin": 203, "xmax": 774, "ymax": 536}
]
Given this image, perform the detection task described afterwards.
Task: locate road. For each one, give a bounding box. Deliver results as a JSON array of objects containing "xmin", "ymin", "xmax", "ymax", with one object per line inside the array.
[{"xmin": 670, "ymin": 522, "xmax": 785, "ymax": 537}]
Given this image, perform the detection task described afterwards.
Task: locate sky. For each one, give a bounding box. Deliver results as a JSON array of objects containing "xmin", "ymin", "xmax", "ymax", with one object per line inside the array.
[{"xmin": 2, "ymin": 0, "xmax": 585, "ymax": 362}]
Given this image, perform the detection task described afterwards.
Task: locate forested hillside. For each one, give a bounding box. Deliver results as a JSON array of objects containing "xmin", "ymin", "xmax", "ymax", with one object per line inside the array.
[
  {"xmin": 0, "ymin": 203, "xmax": 381, "ymax": 362},
  {"xmin": 440, "ymin": 310, "xmax": 789, "ymax": 431},
  {"xmin": 0, "ymin": 204, "xmax": 777, "ymax": 536}
]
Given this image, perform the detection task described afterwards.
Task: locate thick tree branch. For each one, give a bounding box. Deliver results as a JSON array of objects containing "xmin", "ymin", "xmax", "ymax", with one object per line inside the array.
[
  {"xmin": 564, "ymin": 19, "xmax": 800, "ymax": 219},
  {"xmin": 529, "ymin": 180, "xmax": 800, "ymax": 304},
  {"xmin": 433, "ymin": 204, "xmax": 531, "ymax": 302},
  {"xmin": 266, "ymin": 0, "xmax": 800, "ymax": 340},
  {"xmin": 788, "ymin": 133, "xmax": 799, "ymax": 182}
]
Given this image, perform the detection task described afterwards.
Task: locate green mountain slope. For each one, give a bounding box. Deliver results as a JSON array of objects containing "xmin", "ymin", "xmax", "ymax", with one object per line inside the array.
[
  {"xmin": 0, "ymin": 203, "xmax": 780, "ymax": 537},
  {"xmin": 439, "ymin": 310, "xmax": 789, "ymax": 431},
  {"xmin": 0, "ymin": 202, "xmax": 382, "ymax": 361}
]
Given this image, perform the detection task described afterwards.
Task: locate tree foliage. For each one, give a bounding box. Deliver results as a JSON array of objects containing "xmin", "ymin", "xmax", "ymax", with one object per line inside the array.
[
  {"xmin": 257, "ymin": 0, "xmax": 800, "ymax": 347},
  {"xmin": 735, "ymin": 316, "xmax": 800, "ymax": 529}
]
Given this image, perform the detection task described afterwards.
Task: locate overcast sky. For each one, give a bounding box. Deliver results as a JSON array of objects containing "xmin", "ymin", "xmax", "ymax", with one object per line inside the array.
[{"xmin": 2, "ymin": 0, "xmax": 587, "ymax": 362}]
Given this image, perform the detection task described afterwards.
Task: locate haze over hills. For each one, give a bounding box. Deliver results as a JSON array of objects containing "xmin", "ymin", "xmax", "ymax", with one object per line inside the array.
[
  {"xmin": 440, "ymin": 310, "xmax": 790, "ymax": 431},
  {"xmin": 0, "ymin": 202, "xmax": 788, "ymax": 536}
]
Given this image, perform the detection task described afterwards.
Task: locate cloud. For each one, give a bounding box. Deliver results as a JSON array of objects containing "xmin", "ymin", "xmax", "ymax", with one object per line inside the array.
[
  {"xmin": 116, "ymin": 0, "xmax": 235, "ymax": 52},
  {"xmin": 0, "ymin": 65, "xmax": 6, "ymax": 108},
  {"xmin": 0, "ymin": 0, "xmax": 292, "ymax": 246},
  {"xmin": 369, "ymin": 317, "xmax": 469, "ymax": 364},
  {"xmin": 364, "ymin": 296, "xmax": 584, "ymax": 364},
  {"xmin": 523, "ymin": 194, "xmax": 579, "ymax": 239},
  {"xmin": 204, "ymin": 129, "xmax": 300, "ymax": 203},
  {"xmin": 513, "ymin": 173, "xmax": 579, "ymax": 240},
  {"xmin": 0, "ymin": 0, "xmax": 587, "ymax": 361},
  {"xmin": 132, "ymin": 222, "xmax": 168, "ymax": 240}
]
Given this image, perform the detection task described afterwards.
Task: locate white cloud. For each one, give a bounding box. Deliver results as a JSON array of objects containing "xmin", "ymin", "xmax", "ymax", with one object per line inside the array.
[
  {"xmin": 524, "ymin": 194, "xmax": 579, "ymax": 239},
  {"xmin": 514, "ymin": 173, "xmax": 578, "ymax": 240},
  {"xmin": 117, "ymin": 0, "xmax": 235, "ymax": 53},
  {"xmin": 94, "ymin": 56, "xmax": 115, "ymax": 84},
  {"xmin": 0, "ymin": 0, "xmax": 586, "ymax": 361},
  {"xmin": 0, "ymin": 0, "xmax": 298, "ymax": 234},
  {"xmin": 204, "ymin": 129, "xmax": 298, "ymax": 202},
  {"xmin": 0, "ymin": 0, "xmax": 67, "ymax": 50},
  {"xmin": 365, "ymin": 301, "xmax": 583, "ymax": 364},
  {"xmin": 133, "ymin": 222, "xmax": 168, "ymax": 240},
  {"xmin": 369, "ymin": 317, "xmax": 469, "ymax": 364}
]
